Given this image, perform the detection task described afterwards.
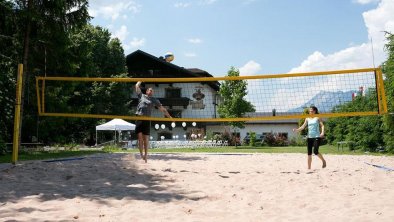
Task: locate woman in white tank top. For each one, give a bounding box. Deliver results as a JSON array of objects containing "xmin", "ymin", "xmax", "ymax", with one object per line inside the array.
[{"xmin": 293, "ymin": 106, "xmax": 327, "ymax": 170}]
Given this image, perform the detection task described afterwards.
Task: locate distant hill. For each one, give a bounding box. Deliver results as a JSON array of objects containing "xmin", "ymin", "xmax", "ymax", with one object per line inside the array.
[{"xmin": 288, "ymin": 90, "xmax": 357, "ymax": 113}]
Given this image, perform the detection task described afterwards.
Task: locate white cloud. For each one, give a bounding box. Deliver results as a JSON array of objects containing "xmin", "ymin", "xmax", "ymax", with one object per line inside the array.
[
  {"xmin": 290, "ymin": 0, "xmax": 394, "ymax": 73},
  {"xmin": 363, "ymin": 0, "xmax": 394, "ymax": 46},
  {"xmin": 188, "ymin": 38, "xmax": 202, "ymax": 44},
  {"xmin": 124, "ymin": 37, "xmax": 146, "ymax": 51},
  {"xmin": 243, "ymin": 0, "xmax": 257, "ymax": 5},
  {"xmin": 185, "ymin": 53, "xmax": 197, "ymax": 57},
  {"xmin": 112, "ymin": 25, "xmax": 129, "ymax": 41},
  {"xmin": 174, "ymin": 1, "xmax": 218, "ymax": 8},
  {"xmin": 246, "ymin": 71, "xmax": 377, "ymax": 112},
  {"xmin": 88, "ymin": 1, "xmax": 141, "ymax": 21},
  {"xmin": 289, "ymin": 44, "xmax": 373, "ymax": 73},
  {"xmin": 239, "ymin": 60, "xmax": 262, "ymax": 75},
  {"xmin": 130, "ymin": 38, "xmax": 146, "ymax": 48},
  {"xmin": 354, "ymin": 0, "xmax": 380, "ymax": 5},
  {"xmin": 174, "ymin": 2, "xmax": 190, "ymax": 8},
  {"xmin": 199, "ymin": 0, "xmax": 217, "ymax": 5}
]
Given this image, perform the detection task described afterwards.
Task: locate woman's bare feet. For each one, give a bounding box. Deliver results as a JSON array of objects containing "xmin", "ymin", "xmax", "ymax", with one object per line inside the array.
[{"xmin": 143, "ymin": 154, "xmax": 147, "ymax": 163}]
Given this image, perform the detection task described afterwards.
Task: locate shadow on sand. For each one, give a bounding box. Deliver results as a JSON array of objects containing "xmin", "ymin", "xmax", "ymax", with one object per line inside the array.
[{"xmin": 0, "ymin": 153, "xmax": 206, "ymax": 212}]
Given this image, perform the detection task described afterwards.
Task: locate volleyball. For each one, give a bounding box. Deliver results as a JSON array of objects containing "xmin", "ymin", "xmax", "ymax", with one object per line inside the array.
[{"xmin": 164, "ymin": 52, "xmax": 174, "ymax": 62}]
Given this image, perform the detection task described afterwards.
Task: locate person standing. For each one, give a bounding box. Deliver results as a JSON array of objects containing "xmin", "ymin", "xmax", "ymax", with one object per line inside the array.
[
  {"xmin": 293, "ymin": 106, "xmax": 327, "ymax": 169},
  {"xmin": 135, "ymin": 81, "xmax": 171, "ymax": 163}
]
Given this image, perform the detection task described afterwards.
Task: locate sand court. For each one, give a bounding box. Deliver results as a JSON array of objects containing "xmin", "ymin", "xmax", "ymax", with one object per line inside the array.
[{"xmin": 1, "ymin": 153, "xmax": 394, "ymax": 221}]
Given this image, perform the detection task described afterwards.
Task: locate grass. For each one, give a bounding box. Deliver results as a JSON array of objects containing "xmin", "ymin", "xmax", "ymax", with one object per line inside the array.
[{"xmin": 0, "ymin": 144, "xmax": 390, "ymax": 164}]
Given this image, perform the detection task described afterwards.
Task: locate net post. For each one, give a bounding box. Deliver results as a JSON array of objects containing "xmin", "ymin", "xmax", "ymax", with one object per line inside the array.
[
  {"xmin": 12, "ymin": 64, "xmax": 23, "ymax": 164},
  {"xmin": 35, "ymin": 77, "xmax": 42, "ymax": 114},
  {"xmin": 42, "ymin": 79, "xmax": 46, "ymax": 112},
  {"xmin": 376, "ymin": 68, "xmax": 388, "ymax": 114}
]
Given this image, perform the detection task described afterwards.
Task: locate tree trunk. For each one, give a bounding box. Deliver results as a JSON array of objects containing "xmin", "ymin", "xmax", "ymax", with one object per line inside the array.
[{"xmin": 18, "ymin": 0, "xmax": 33, "ymax": 147}]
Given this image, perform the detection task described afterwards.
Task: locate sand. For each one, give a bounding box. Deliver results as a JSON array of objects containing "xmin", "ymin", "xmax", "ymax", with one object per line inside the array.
[{"xmin": 1, "ymin": 153, "xmax": 394, "ymax": 222}]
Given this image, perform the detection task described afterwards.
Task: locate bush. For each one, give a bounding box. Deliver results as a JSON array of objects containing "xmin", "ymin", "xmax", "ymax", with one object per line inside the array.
[
  {"xmin": 264, "ymin": 132, "xmax": 289, "ymax": 146},
  {"xmin": 255, "ymin": 141, "xmax": 264, "ymax": 147},
  {"xmin": 249, "ymin": 132, "xmax": 256, "ymax": 146},
  {"xmin": 213, "ymin": 134, "xmax": 222, "ymax": 141},
  {"xmin": 0, "ymin": 137, "xmax": 6, "ymax": 155},
  {"xmin": 65, "ymin": 143, "xmax": 79, "ymax": 151},
  {"xmin": 102, "ymin": 145, "xmax": 121, "ymax": 152},
  {"xmin": 221, "ymin": 130, "xmax": 238, "ymax": 145},
  {"xmin": 289, "ymin": 135, "xmax": 306, "ymax": 146},
  {"xmin": 212, "ymin": 130, "xmax": 240, "ymax": 146}
]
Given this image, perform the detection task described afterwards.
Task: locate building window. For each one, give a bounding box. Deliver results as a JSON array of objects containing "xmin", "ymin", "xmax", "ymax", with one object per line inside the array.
[
  {"xmin": 168, "ymin": 110, "xmax": 182, "ymax": 118},
  {"xmin": 165, "ymin": 88, "xmax": 181, "ymax": 98}
]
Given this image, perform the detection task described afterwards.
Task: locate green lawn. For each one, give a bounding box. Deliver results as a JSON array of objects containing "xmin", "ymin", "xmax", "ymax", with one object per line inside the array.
[{"xmin": 1, "ymin": 144, "xmax": 389, "ymax": 164}]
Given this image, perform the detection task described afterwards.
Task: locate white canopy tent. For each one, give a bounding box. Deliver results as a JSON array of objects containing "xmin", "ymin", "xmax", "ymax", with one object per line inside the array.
[{"xmin": 95, "ymin": 119, "xmax": 135, "ymax": 146}]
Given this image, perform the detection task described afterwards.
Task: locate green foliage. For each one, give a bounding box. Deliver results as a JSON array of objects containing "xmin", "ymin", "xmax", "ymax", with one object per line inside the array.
[
  {"xmin": 64, "ymin": 143, "xmax": 79, "ymax": 151},
  {"xmin": 0, "ymin": 0, "xmax": 20, "ymax": 142},
  {"xmin": 0, "ymin": 0, "xmax": 91, "ymax": 144},
  {"xmin": 205, "ymin": 131, "xmax": 214, "ymax": 140},
  {"xmin": 249, "ymin": 132, "xmax": 256, "ymax": 146},
  {"xmin": 382, "ymin": 32, "xmax": 394, "ymax": 152},
  {"xmin": 35, "ymin": 25, "xmax": 128, "ymax": 145},
  {"xmin": 0, "ymin": 1, "xmax": 128, "ymax": 146},
  {"xmin": 102, "ymin": 145, "xmax": 121, "ymax": 152},
  {"xmin": 326, "ymin": 89, "xmax": 384, "ymax": 151},
  {"xmin": 326, "ymin": 33, "xmax": 394, "ymax": 153},
  {"xmin": 218, "ymin": 67, "xmax": 255, "ymax": 129},
  {"xmin": 0, "ymin": 136, "xmax": 6, "ymax": 155},
  {"xmin": 67, "ymin": 25, "xmax": 126, "ymax": 76},
  {"xmin": 288, "ymin": 135, "xmax": 307, "ymax": 146},
  {"xmin": 298, "ymin": 108, "xmax": 309, "ymax": 136}
]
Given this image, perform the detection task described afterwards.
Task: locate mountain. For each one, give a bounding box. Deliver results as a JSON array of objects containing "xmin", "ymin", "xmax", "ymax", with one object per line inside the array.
[{"xmin": 288, "ymin": 90, "xmax": 357, "ymax": 113}]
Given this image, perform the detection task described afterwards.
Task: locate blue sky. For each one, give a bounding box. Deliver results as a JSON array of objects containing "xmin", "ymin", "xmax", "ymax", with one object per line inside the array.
[
  {"xmin": 88, "ymin": 0, "xmax": 393, "ymax": 112},
  {"xmin": 89, "ymin": 0, "xmax": 394, "ymax": 76}
]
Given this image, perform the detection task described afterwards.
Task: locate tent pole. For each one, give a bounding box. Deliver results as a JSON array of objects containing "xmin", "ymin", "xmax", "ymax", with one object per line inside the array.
[{"xmin": 95, "ymin": 130, "xmax": 97, "ymax": 146}]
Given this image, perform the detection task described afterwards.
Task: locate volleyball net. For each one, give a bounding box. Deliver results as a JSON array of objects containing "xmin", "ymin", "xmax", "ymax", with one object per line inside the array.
[{"xmin": 35, "ymin": 68, "xmax": 388, "ymax": 122}]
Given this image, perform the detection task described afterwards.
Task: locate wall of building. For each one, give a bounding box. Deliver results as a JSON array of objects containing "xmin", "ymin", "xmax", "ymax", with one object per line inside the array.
[
  {"xmin": 207, "ymin": 122, "xmax": 299, "ymax": 142},
  {"xmin": 132, "ymin": 82, "xmax": 300, "ymax": 143},
  {"xmin": 137, "ymin": 82, "xmax": 218, "ymax": 119}
]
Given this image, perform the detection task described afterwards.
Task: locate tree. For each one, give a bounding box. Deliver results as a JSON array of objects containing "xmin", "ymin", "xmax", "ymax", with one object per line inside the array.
[
  {"xmin": 1, "ymin": 1, "xmax": 129, "ymax": 145},
  {"xmin": 325, "ymin": 88, "xmax": 384, "ymax": 151},
  {"xmin": 382, "ymin": 32, "xmax": 394, "ymax": 152},
  {"xmin": 37, "ymin": 25, "xmax": 128, "ymax": 145},
  {"xmin": 10, "ymin": 0, "xmax": 90, "ymax": 146},
  {"xmin": 297, "ymin": 107, "xmax": 309, "ymax": 136},
  {"xmin": 218, "ymin": 67, "xmax": 255, "ymax": 144},
  {"xmin": 0, "ymin": 0, "xmax": 19, "ymax": 143}
]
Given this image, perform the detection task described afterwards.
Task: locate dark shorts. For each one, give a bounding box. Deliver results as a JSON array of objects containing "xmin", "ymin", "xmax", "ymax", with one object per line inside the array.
[
  {"xmin": 307, "ymin": 138, "xmax": 321, "ymax": 155},
  {"xmin": 135, "ymin": 120, "xmax": 151, "ymax": 135}
]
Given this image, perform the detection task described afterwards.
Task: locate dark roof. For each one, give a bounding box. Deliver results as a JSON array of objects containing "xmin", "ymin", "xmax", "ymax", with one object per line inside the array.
[
  {"xmin": 187, "ymin": 68, "xmax": 213, "ymax": 77},
  {"xmin": 126, "ymin": 50, "xmax": 220, "ymax": 91}
]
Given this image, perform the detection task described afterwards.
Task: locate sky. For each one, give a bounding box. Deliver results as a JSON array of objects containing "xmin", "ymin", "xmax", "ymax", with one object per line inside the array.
[{"xmin": 89, "ymin": 0, "xmax": 394, "ymax": 76}]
